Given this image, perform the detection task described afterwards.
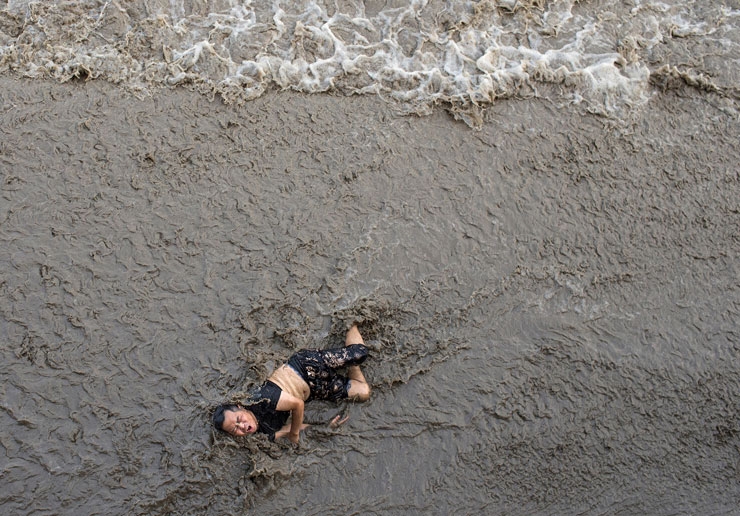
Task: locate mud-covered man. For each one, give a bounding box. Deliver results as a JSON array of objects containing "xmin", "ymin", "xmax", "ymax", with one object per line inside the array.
[{"xmin": 212, "ymin": 325, "xmax": 371, "ymax": 443}]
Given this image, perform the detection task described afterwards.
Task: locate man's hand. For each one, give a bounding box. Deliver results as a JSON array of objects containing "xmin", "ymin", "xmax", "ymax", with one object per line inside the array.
[
  {"xmin": 276, "ymin": 423, "xmax": 309, "ymax": 442},
  {"xmin": 329, "ymin": 414, "xmax": 349, "ymax": 428}
]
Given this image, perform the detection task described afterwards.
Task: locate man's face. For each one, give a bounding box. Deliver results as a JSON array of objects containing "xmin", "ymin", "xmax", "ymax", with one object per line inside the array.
[{"xmin": 222, "ymin": 408, "xmax": 257, "ymax": 436}]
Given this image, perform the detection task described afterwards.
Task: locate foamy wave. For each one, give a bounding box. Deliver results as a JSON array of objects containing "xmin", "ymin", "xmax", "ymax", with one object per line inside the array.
[{"xmin": 1, "ymin": 0, "xmax": 737, "ymax": 123}]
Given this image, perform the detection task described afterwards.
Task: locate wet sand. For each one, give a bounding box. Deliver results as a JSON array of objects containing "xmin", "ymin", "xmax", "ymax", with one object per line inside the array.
[{"xmin": 1, "ymin": 76, "xmax": 739, "ymax": 515}]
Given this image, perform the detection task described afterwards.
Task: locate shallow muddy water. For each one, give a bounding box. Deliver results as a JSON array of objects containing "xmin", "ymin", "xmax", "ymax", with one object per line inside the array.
[{"xmin": 1, "ymin": 77, "xmax": 738, "ymax": 514}]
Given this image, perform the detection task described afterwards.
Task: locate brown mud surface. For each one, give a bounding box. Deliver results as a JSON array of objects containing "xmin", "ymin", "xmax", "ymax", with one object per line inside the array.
[{"xmin": 1, "ymin": 76, "xmax": 738, "ymax": 515}]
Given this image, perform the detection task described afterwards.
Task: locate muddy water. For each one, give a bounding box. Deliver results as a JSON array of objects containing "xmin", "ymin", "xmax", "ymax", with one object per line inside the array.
[{"xmin": 1, "ymin": 76, "xmax": 739, "ymax": 515}]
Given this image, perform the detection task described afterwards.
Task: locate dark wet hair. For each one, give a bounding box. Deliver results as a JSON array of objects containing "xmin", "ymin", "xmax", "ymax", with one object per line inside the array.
[{"xmin": 212, "ymin": 404, "xmax": 240, "ymax": 432}]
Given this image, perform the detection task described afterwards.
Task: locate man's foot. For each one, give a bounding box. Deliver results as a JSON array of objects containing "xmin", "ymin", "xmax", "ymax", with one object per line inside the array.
[{"xmin": 345, "ymin": 324, "xmax": 364, "ymax": 346}]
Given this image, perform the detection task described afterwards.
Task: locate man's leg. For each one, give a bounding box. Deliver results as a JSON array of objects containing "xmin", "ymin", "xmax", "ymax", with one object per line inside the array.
[{"xmin": 345, "ymin": 325, "xmax": 371, "ymax": 401}]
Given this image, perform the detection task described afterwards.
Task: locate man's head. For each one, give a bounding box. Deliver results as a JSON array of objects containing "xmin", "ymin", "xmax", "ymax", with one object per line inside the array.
[{"xmin": 212, "ymin": 404, "xmax": 258, "ymax": 437}]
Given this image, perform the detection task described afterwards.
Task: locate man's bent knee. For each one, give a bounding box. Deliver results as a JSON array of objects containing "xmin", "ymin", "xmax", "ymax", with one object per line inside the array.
[{"xmin": 348, "ymin": 381, "xmax": 371, "ymax": 402}]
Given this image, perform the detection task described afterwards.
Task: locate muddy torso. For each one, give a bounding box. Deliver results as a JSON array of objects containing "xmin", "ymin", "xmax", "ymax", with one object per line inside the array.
[{"xmin": 268, "ymin": 365, "xmax": 310, "ymax": 401}]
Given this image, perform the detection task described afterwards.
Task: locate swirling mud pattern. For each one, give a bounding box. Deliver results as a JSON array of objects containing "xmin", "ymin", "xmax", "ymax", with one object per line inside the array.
[{"xmin": 1, "ymin": 1, "xmax": 739, "ymax": 515}]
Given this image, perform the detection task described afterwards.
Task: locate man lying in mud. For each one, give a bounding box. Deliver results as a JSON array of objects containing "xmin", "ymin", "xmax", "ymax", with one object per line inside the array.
[{"xmin": 212, "ymin": 324, "xmax": 371, "ymax": 444}]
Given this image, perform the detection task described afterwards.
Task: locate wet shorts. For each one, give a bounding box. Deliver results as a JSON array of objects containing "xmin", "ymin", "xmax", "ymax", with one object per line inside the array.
[{"xmin": 287, "ymin": 344, "xmax": 368, "ymax": 402}]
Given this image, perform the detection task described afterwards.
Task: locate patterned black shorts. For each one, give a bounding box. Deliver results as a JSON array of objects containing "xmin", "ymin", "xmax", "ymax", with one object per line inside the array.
[{"xmin": 287, "ymin": 344, "xmax": 368, "ymax": 402}]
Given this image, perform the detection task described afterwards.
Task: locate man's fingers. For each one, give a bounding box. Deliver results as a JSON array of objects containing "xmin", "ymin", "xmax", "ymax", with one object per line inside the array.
[{"xmin": 329, "ymin": 414, "xmax": 350, "ymax": 428}]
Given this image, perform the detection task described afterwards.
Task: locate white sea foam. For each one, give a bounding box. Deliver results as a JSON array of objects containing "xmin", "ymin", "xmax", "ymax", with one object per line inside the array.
[{"xmin": 0, "ymin": 0, "xmax": 737, "ymax": 122}]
